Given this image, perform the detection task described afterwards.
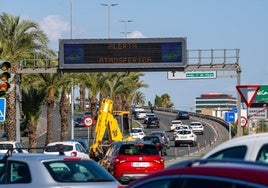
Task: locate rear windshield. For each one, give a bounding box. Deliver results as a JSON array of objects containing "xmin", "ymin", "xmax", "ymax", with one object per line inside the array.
[
  {"xmin": 45, "ymin": 145, "xmax": 73, "ymax": 152},
  {"xmin": 118, "ymin": 144, "xmax": 158, "ymax": 155},
  {"xmin": 44, "ymin": 160, "xmax": 116, "ymax": 182},
  {"xmin": 178, "ymin": 130, "xmax": 192, "ymax": 135}
]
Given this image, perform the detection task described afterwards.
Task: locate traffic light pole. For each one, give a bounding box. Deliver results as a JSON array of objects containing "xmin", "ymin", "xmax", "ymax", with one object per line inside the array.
[{"xmin": 15, "ymin": 74, "xmax": 22, "ymax": 141}]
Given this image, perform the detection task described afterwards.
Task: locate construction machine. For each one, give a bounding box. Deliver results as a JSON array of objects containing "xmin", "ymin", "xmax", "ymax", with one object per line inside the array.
[{"xmin": 90, "ymin": 98, "xmax": 133, "ymax": 161}]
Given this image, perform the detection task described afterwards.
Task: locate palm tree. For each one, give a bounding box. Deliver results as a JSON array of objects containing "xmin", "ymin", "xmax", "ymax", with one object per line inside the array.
[
  {"xmin": 133, "ymin": 91, "xmax": 146, "ymax": 106},
  {"xmin": 0, "ymin": 12, "xmax": 51, "ymax": 140},
  {"xmin": 21, "ymin": 86, "xmax": 46, "ymax": 153}
]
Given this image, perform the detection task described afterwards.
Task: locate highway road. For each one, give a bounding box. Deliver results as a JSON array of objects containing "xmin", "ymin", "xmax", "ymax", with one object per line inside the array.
[{"xmin": 31, "ymin": 110, "xmax": 225, "ymax": 162}]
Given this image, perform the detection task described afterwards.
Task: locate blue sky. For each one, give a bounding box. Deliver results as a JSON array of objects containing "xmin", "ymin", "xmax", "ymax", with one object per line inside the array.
[{"xmin": 1, "ymin": 0, "xmax": 268, "ymax": 110}]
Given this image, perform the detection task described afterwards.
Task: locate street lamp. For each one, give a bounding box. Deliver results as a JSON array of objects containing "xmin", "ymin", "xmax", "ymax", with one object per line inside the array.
[
  {"xmin": 120, "ymin": 20, "xmax": 133, "ymax": 38},
  {"xmin": 100, "ymin": 3, "xmax": 118, "ymax": 38}
]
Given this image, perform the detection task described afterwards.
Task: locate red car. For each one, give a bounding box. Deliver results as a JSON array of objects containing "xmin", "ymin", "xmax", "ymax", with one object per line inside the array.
[
  {"xmin": 125, "ymin": 159, "xmax": 268, "ymax": 188},
  {"xmin": 108, "ymin": 141, "xmax": 165, "ymax": 184}
]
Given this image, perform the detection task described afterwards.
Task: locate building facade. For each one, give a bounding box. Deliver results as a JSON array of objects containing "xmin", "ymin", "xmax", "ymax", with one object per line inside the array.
[{"xmin": 195, "ymin": 93, "xmax": 237, "ymax": 114}]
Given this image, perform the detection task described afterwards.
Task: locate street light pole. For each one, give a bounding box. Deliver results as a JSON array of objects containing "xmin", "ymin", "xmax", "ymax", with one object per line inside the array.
[
  {"xmin": 120, "ymin": 20, "xmax": 133, "ymax": 38},
  {"xmin": 101, "ymin": 3, "xmax": 118, "ymax": 38}
]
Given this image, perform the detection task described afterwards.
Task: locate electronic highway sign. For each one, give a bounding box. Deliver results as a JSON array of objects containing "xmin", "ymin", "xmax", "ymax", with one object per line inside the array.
[{"xmin": 59, "ymin": 38, "xmax": 187, "ymax": 72}]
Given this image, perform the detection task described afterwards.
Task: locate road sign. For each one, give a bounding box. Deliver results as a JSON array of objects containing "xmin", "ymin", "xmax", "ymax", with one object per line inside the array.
[
  {"xmin": 248, "ymin": 107, "xmax": 268, "ymax": 119},
  {"xmin": 224, "ymin": 112, "xmax": 235, "ymax": 123},
  {"xmin": 255, "ymin": 85, "xmax": 268, "ymax": 101},
  {"xmin": 83, "ymin": 116, "xmax": 94, "ymax": 127},
  {"xmin": 59, "ymin": 38, "xmax": 187, "ymax": 72},
  {"xmin": 0, "ymin": 98, "xmax": 6, "ymax": 122},
  {"xmin": 236, "ymin": 85, "xmax": 260, "ymax": 107},
  {"xmin": 235, "ymin": 116, "xmax": 248, "ymax": 128},
  {"xmin": 167, "ymin": 71, "xmax": 216, "ymax": 80}
]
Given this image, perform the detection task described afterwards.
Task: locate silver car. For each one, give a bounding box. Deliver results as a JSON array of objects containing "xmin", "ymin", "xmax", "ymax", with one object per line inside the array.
[{"xmin": 0, "ymin": 152, "xmax": 121, "ymax": 188}]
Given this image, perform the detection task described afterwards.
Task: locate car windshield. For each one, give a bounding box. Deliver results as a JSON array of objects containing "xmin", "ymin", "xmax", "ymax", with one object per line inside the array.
[
  {"xmin": 118, "ymin": 144, "xmax": 158, "ymax": 155},
  {"xmin": 131, "ymin": 129, "xmax": 142, "ymax": 133},
  {"xmin": 43, "ymin": 160, "xmax": 115, "ymax": 182},
  {"xmin": 143, "ymin": 136, "xmax": 160, "ymax": 143},
  {"xmin": 45, "ymin": 144, "xmax": 73, "ymax": 152},
  {"xmin": 0, "ymin": 144, "xmax": 13, "ymax": 149}
]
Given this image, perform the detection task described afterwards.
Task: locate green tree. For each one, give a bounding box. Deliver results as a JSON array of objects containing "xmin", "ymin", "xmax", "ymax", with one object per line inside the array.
[
  {"xmin": 133, "ymin": 91, "xmax": 146, "ymax": 106},
  {"xmin": 161, "ymin": 93, "xmax": 173, "ymax": 108},
  {"xmin": 22, "ymin": 86, "xmax": 46, "ymax": 153},
  {"xmin": 0, "ymin": 12, "xmax": 51, "ymax": 140}
]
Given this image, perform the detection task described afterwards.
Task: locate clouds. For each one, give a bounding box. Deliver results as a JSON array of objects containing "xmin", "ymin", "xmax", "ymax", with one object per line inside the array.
[{"xmin": 39, "ymin": 15, "xmax": 70, "ymax": 48}]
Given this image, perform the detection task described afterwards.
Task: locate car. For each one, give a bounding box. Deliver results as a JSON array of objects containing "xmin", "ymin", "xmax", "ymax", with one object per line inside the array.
[
  {"xmin": 174, "ymin": 129, "xmax": 197, "ymax": 147},
  {"xmin": 202, "ymin": 133, "xmax": 268, "ymax": 163},
  {"xmin": 176, "ymin": 111, "xmax": 190, "ymax": 120},
  {"xmin": 102, "ymin": 141, "xmax": 164, "ymax": 184},
  {"xmin": 149, "ymin": 130, "xmax": 170, "ymax": 148},
  {"xmin": 69, "ymin": 138, "xmax": 90, "ymax": 154},
  {"xmin": 173, "ymin": 124, "xmax": 191, "ymax": 139},
  {"xmin": 0, "ymin": 141, "xmax": 28, "ymax": 153},
  {"xmin": 125, "ymin": 159, "xmax": 268, "ymax": 188},
  {"xmin": 44, "ymin": 141, "xmax": 90, "ymax": 159},
  {"xmin": 146, "ymin": 116, "xmax": 160, "ymax": 128},
  {"xmin": 189, "ymin": 121, "xmax": 204, "ymax": 135},
  {"xmin": 0, "ymin": 152, "xmax": 122, "ymax": 187},
  {"xmin": 169, "ymin": 120, "xmax": 182, "ymax": 132},
  {"xmin": 143, "ymin": 113, "xmax": 155, "ymax": 124},
  {"xmin": 129, "ymin": 127, "xmax": 146, "ymax": 140},
  {"xmin": 142, "ymin": 135, "xmax": 168, "ymax": 156},
  {"xmin": 135, "ymin": 111, "xmax": 147, "ymax": 120},
  {"xmin": 74, "ymin": 117, "xmax": 84, "ymax": 127}
]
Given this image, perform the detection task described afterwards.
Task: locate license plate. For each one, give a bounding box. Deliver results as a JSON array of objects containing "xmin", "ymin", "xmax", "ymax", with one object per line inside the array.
[
  {"xmin": 181, "ymin": 136, "xmax": 187, "ymax": 139},
  {"xmin": 132, "ymin": 162, "xmax": 150, "ymax": 167}
]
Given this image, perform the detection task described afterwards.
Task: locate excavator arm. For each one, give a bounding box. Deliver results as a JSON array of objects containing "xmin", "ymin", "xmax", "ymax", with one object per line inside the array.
[{"xmin": 90, "ymin": 98, "xmax": 129, "ymax": 160}]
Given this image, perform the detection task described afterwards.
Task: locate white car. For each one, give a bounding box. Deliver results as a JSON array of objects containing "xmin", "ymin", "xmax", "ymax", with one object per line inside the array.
[
  {"xmin": 174, "ymin": 129, "xmax": 197, "ymax": 147},
  {"xmin": 44, "ymin": 141, "xmax": 89, "ymax": 159},
  {"xmin": 0, "ymin": 152, "xmax": 121, "ymax": 187},
  {"xmin": 169, "ymin": 120, "xmax": 183, "ymax": 131},
  {"xmin": 0, "ymin": 141, "xmax": 28, "ymax": 153},
  {"xmin": 130, "ymin": 127, "xmax": 146, "ymax": 139},
  {"xmin": 135, "ymin": 111, "xmax": 147, "ymax": 120},
  {"xmin": 202, "ymin": 133, "xmax": 268, "ymax": 164},
  {"xmin": 190, "ymin": 121, "xmax": 204, "ymax": 135}
]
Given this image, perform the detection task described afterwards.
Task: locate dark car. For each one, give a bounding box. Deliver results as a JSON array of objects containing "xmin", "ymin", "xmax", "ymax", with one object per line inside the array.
[
  {"xmin": 142, "ymin": 135, "xmax": 168, "ymax": 156},
  {"xmin": 149, "ymin": 131, "xmax": 170, "ymax": 149},
  {"xmin": 74, "ymin": 117, "xmax": 84, "ymax": 127},
  {"xmin": 126, "ymin": 159, "xmax": 268, "ymax": 188},
  {"xmin": 176, "ymin": 111, "xmax": 190, "ymax": 120},
  {"xmin": 146, "ymin": 116, "xmax": 160, "ymax": 128},
  {"xmin": 99, "ymin": 141, "xmax": 164, "ymax": 184}
]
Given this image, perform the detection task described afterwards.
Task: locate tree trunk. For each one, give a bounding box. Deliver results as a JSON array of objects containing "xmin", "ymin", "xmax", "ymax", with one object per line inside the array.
[
  {"xmin": 80, "ymin": 86, "xmax": 86, "ymax": 111},
  {"xmin": 60, "ymin": 90, "xmax": 69, "ymax": 141},
  {"xmin": 45, "ymin": 91, "xmax": 54, "ymax": 146},
  {"xmin": 28, "ymin": 118, "xmax": 37, "ymax": 153},
  {"xmin": 6, "ymin": 80, "xmax": 16, "ymax": 141}
]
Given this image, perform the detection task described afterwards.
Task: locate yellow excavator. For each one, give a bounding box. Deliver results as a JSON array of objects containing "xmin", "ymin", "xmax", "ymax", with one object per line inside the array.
[{"xmin": 90, "ymin": 98, "xmax": 133, "ymax": 161}]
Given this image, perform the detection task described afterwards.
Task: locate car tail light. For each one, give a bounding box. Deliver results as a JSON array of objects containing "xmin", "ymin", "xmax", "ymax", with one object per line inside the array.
[
  {"xmin": 114, "ymin": 157, "xmax": 127, "ymax": 164},
  {"xmin": 154, "ymin": 158, "xmax": 165, "ymax": 164},
  {"xmin": 71, "ymin": 151, "xmax": 77, "ymax": 157}
]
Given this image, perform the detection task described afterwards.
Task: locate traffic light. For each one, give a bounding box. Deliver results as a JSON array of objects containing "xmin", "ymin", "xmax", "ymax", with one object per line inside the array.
[{"xmin": 0, "ymin": 60, "xmax": 13, "ymax": 96}]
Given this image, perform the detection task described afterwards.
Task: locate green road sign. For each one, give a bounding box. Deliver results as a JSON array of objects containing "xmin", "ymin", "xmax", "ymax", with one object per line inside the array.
[
  {"xmin": 255, "ymin": 85, "xmax": 268, "ymax": 101},
  {"xmin": 167, "ymin": 71, "xmax": 216, "ymax": 80}
]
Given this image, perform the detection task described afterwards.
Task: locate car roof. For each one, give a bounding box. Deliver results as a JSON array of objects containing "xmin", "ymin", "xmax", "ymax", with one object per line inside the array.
[
  {"xmin": 128, "ymin": 159, "xmax": 268, "ymax": 187},
  {"xmin": 46, "ymin": 141, "xmax": 80, "ymax": 146},
  {"xmin": 0, "ymin": 152, "xmax": 90, "ymax": 162},
  {"xmin": 203, "ymin": 133, "xmax": 268, "ymax": 158},
  {"xmin": 0, "ymin": 141, "xmax": 19, "ymax": 144}
]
